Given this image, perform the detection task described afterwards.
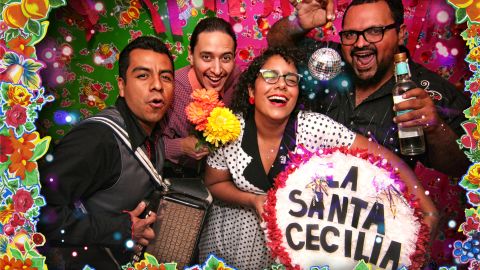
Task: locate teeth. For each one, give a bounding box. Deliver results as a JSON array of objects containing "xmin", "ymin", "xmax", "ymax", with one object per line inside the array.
[{"xmin": 268, "ymin": 96, "xmax": 287, "ymax": 103}]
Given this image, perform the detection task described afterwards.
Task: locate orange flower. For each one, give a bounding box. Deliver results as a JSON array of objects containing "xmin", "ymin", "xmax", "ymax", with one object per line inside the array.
[
  {"xmin": 10, "ymin": 130, "xmax": 37, "ymax": 153},
  {"xmin": 8, "ymin": 149, "xmax": 36, "ymax": 180},
  {"xmin": 185, "ymin": 102, "xmax": 210, "ymax": 126},
  {"xmin": 191, "ymin": 88, "xmax": 221, "ymax": 105},
  {"xmin": 7, "ymin": 36, "xmax": 35, "ymax": 57},
  {"xmin": 0, "ymin": 255, "xmax": 35, "ymax": 270},
  {"xmin": 449, "ymin": 0, "xmax": 480, "ymax": 22}
]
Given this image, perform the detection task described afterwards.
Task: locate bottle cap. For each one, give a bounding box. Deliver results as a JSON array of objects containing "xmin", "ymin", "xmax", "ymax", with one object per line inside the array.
[{"xmin": 394, "ymin": 52, "xmax": 407, "ymax": 63}]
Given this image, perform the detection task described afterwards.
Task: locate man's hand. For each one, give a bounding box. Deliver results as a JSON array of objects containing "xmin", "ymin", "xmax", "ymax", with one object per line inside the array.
[
  {"xmin": 393, "ymin": 88, "xmax": 442, "ymax": 134},
  {"xmin": 127, "ymin": 201, "xmax": 157, "ymax": 251},
  {"xmin": 290, "ymin": 0, "xmax": 334, "ymax": 31},
  {"xmin": 181, "ymin": 135, "xmax": 210, "ymax": 160}
]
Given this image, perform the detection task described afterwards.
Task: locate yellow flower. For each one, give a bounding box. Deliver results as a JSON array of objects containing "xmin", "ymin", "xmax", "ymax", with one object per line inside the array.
[
  {"xmin": 466, "ymin": 163, "xmax": 480, "ymax": 186},
  {"xmin": 7, "ymin": 84, "xmax": 32, "ymax": 107},
  {"xmin": 204, "ymin": 107, "xmax": 240, "ymax": 147}
]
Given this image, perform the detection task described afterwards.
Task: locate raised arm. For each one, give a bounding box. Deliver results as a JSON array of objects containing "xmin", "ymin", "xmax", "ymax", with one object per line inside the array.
[{"xmin": 267, "ymin": 0, "xmax": 334, "ymax": 47}]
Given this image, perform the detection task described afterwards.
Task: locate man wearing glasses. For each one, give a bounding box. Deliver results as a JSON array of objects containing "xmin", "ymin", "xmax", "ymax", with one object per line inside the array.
[
  {"xmin": 268, "ymin": 0, "xmax": 468, "ymax": 175},
  {"xmin": 268, "ymin": 0, "xmax": 469, "ymax": 267}
]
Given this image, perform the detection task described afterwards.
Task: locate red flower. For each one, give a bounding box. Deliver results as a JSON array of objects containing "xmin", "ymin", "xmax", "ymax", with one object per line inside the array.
[
  {"xmin": 471, "ymin": 81, "xmax": 480, "ymax": 92},
  {"xmin": 0, "ymin": 135, "xmax": 14, "ymax": 162},
  {"xmin": 10, "ymin": 213, "xmax": 25, "ymax": 227},
  {"xmin": 5, "ymin": 104, "xmax": 27, "ymax": 128},
  {"xmin": 463, "ymin": 216, "xmax": 480, "ymax": 233},
  {"xmin": 12, "ymin": 189, "xmax": 33, "ymax": 213},
  {"xmin": 32, "ymin": 233, "xmax": 46, "ymax": 246}
]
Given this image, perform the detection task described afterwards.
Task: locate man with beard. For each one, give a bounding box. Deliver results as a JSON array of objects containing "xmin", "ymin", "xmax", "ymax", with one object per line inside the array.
[
  {"xmin": 268, "ymin": 0, "xmax": 469, "ymax": 267},
  {"xmin": 268, "ymin": 0, "xmax": 469, "ymax": 176}
]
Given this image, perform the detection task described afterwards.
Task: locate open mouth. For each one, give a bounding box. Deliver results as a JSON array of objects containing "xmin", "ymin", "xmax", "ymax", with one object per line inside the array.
[
  {"xmin": 149, "ymin": 98, "xmax": 164, "ymax": 108},
  {"xmin": 268, "ymin": 95, "xmax": 288, "ymax": 105},
  {"xmin": 353, "ymin": 51, "xmax": 375, "ymax": 69}
]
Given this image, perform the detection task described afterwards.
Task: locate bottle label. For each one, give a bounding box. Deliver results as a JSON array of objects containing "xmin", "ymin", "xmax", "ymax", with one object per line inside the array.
[
  {"xmin": 398, "ymin": 126, "xmax": 424, "ymax": 138},
  {"xmin": 395, "ymin": 62, "xmax": 408, "ymax": 75},
  {"xmin": 393, "ymin": 95, "xmax": 415, "ymax": 116}
]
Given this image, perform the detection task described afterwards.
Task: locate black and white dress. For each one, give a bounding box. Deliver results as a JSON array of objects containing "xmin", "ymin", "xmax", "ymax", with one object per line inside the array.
[{"xmin": 198, "ymin": 111, "xmax": 356, "ymax": 269}]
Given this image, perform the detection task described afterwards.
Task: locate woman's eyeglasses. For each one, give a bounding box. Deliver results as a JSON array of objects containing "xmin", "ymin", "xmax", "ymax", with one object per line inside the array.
[{"xmin": 258, "ymin": 69, "xmax": 302, "ymax": 87}]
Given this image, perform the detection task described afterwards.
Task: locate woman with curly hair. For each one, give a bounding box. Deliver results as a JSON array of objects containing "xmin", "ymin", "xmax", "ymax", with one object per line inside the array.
[{"xmin": 198, "ymin": 46, "xmax": 437, "ymax": 269}]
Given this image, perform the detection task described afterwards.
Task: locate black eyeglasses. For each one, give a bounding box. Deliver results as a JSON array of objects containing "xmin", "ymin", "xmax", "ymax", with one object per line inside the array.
[
  {"xmin": 258, "ymin": 69, "xmax": 302, "ymax": 87},
  {"xmin": 339, "ymin": 23, "xmax": 397, "ymax": 45}
]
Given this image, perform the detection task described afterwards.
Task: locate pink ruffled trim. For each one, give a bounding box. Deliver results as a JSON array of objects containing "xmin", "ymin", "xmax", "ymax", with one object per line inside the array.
[{"xmin": 263, "ymin": 146, "xmax": 429, "ymax": 270}]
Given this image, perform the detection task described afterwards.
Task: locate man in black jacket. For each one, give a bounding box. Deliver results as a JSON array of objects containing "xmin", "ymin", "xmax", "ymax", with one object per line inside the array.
[{"xmin": 39, "ymin": 36, "xmax": 175, "ymax": 269}]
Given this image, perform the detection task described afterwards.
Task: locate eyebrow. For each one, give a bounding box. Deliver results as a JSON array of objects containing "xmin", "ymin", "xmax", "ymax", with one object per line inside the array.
[{"xmin": 131, "ymin": 66, "xmax": 173, "ymax": 75}]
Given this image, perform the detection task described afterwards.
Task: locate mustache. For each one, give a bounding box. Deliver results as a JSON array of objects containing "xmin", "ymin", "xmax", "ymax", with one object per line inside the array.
[{"xmin": 351, "ymin": 47, "xmax": 377, "ymax": 56}]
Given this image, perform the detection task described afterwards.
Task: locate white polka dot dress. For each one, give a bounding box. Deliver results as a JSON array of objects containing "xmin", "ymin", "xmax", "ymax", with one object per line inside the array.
[{"xmin": 198, "ymin": 111, "xmax": 355, "ymax": 269}]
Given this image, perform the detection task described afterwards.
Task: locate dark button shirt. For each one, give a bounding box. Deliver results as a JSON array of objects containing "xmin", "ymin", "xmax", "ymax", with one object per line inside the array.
[{"xmin": 313, "ymin": 61, "xmax": 468, "ymax": 167}]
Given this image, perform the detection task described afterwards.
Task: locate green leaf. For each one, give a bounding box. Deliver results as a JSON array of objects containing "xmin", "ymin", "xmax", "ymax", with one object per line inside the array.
[
  {"xmin": 3, "ymin": 52, "xmax": 20, "ymax": 65},
  {"xmin": 30, "ymin": 136, "xmax": 51, "ymax": 161},
  {"xmin": 31, "ymin": 256, "xmax": 45, "ymax": 269},
  {"xmin": 163, "ymin": 263, "xmax": 177, "ymax": 270},
  {"xmin": 354, "ymin": 260, "xmax": 371, "ymax": 270},
  {"xmin": 206, "ymin": 255, "xmax": 220, "ymax": 269},
  {"xmin": 4, "ymin": 28, "xmax": 20, "ymax": 43},
  {"xmin": 22, "ymin": 72, "xmax": 41, "ymax": 89},
  {"xmin": 9, "ymin": 246, "xmax": 23, "ymax": 260},
  {"xmin": 49, "ymin": 0, "xmax": 66, "ymax": 8},
  {"xmin": 23, "ymin": 59, "xmax": 44, "ymax": 73},
  {"xmin": 24, "ymin": 169, "xmax": 39, "ymax": 187},
  {"xmin": 24, "ymin": 121, "xmax": 35, "ymax": 133},
  {"xmin": 461, "ymin": 29, "xmax": 468, "ymax": 40},
  {"xmin": 26, "ymin": 19, "xmax": 41, "ymax": 36},
  {"xmin": 456, "ymin": 8, "xmax": 468, "ymax": 24},
  {"xmin": 466, "ymin": 208, "xmax": 476, "ymax": 217},
  {"xmin": 0, "ymin": 127, "xmax": 9, "ymax": 136},
  {"xmin": 24, "ymin": 239, "xmax": 31, "ymax": 252},
  {"xmin": 460, "ymin": 177, "xmax": 479, "ymax": 190},
  {"xmin": 28, "ymin": 250, "xmax": 39, "ymax": 257},
  {"xmin": 30, "ymin": 186, "xmax": 39, "ymax": 197},
  {"xmin": 14, "ymin": 125, "xmax": 25, "ymax": 137},
  {"xmin": 29, "ymin": 21, "xmax": 50, "ymax": 46},
  {"xmin": 82, "ymin": 266, "xmax": 95, "ymax": 270},
  {"xmin": 7, "ymin": 178, "xmax": 19, "ymax": 190},
  {"xmin": 144, "ymin": 253, "xmax": 159, "ymax": 266},
  {"xmin": 34, "ymin": 197, "xmax": 46, "ymax": 207},
  {"xmin": 0, "ymin": 161, "xmax": 9, "ymax": 175}
]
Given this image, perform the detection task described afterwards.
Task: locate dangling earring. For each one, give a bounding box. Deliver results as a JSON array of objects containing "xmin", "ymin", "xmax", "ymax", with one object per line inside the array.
[{"xmin": 249, "ymin": 96, "xmax": 255, "ymax": 105}]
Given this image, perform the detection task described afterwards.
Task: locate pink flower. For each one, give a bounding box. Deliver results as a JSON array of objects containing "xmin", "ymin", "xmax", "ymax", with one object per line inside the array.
[
  {"xmin": 12, "ymin": 189, "xmax": 33, "ymax": 213},
  {"xmin": 5, "ymin": 104, "xmax": 27, "ymax": 128}
]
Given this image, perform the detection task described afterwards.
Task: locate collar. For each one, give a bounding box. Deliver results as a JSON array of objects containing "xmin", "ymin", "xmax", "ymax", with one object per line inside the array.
[{"xmin": 115, "ymin": 97, "xmax": 153, "ymax": 149}]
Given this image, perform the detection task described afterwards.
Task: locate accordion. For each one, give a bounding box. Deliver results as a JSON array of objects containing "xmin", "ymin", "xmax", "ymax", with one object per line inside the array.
[{"xmin": 134, "ymin": 178, "xmax": 212, "ymax": 268}]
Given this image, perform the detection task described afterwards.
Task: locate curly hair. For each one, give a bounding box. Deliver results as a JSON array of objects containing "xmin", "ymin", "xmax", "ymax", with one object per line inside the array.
[{"xmin": 231, "ymin": 46, "xmax": 311, "ymax": 117}]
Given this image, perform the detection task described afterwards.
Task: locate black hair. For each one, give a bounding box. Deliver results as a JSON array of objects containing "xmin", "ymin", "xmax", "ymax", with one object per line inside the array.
[
  {"xmin": 190, "ymin": 17, "xmax": 237, "ymax": 53},
  {"xmin": 118, "ymin": 36, "xmax": 174, "ymax": 81},
  {"xmin": 231, "ymin": 46, "xmax": 311, "ymax": 117},
  {"xmin": 342, "ymin": 0, "xmax": 404, "ymax": 28}
]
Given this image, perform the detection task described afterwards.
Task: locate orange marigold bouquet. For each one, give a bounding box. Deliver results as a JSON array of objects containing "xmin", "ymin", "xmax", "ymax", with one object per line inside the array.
[{"xmin": 185, "ymin": 88, "xmax": 241, "ymax": 150}]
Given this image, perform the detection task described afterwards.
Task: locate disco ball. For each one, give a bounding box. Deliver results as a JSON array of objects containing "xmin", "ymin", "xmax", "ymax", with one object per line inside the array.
[{"xmin": 308, "ymin": 47, "xmax": 342, "ymax": 81}]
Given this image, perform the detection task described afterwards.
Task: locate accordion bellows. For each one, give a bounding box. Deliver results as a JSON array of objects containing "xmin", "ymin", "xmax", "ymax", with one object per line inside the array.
[{"xmin": 143, "ymin": 178, "xmax": 212, "ymax": 268}]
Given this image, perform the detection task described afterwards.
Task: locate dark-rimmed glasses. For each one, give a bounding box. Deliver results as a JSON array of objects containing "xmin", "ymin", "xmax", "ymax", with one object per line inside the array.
[
  {"xmin": 258, "ymin": 69, "xmax": 302, "ymax": 87},
  {"xmin": 339, "ymin": 23, "xmax": 397, "ymax": 46}
]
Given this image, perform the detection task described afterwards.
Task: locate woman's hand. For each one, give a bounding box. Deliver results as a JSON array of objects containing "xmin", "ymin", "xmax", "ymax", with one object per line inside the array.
[{"xmin": 250, "ymin": 193, "xmax": 267, "ymax": 221}]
